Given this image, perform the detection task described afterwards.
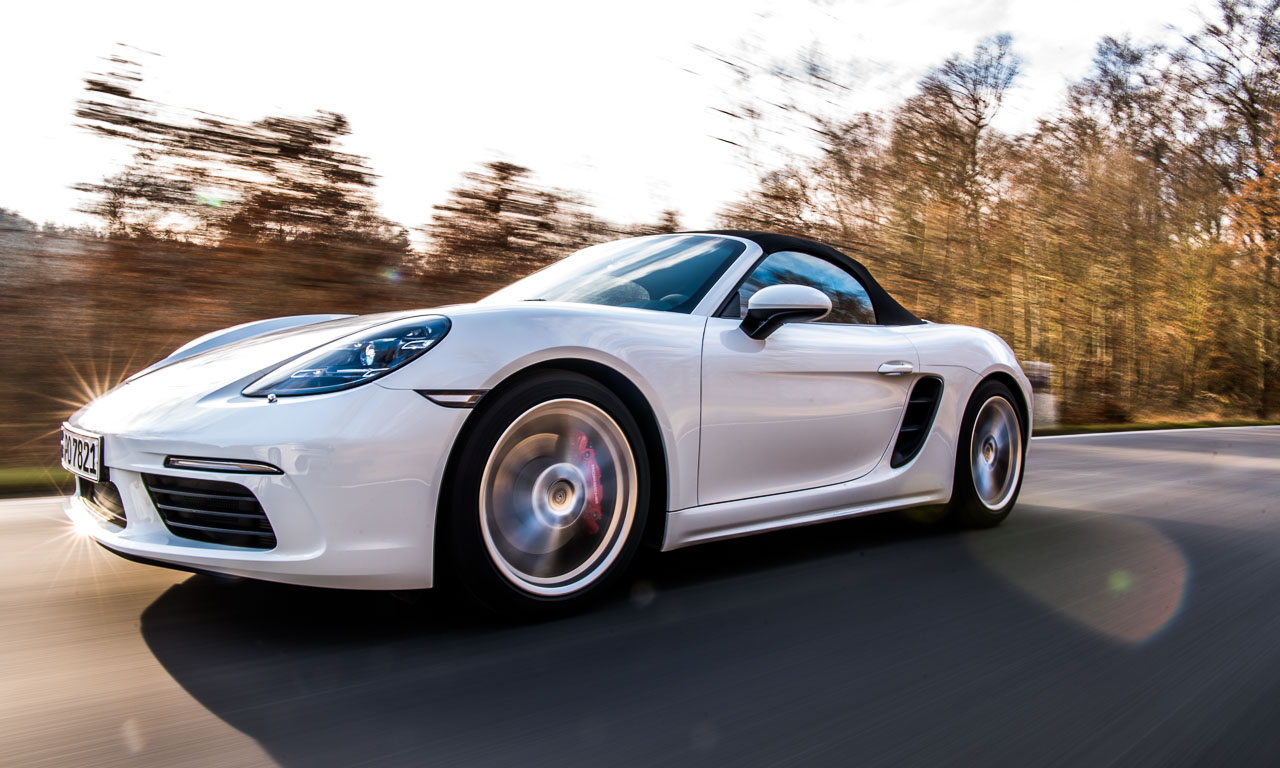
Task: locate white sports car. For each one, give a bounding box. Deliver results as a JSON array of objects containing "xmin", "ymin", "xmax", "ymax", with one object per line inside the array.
[{"xmin": 63, "ymin": 231, "xmax": 1031, "ymax": 614}]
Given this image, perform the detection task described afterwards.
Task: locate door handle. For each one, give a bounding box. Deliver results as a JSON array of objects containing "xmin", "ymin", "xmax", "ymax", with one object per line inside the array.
[{"xmin": 877, "ymin": 361, "xmax": 914, "ymax": 375}]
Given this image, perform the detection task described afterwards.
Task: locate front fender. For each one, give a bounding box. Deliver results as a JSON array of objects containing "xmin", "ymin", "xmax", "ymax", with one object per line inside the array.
[
  {"xmin": 131, "ymin": 314, "xmax": 354, "ymax": 379},
  {"xmin": 377, "ymin": 303, "xmax": 707, "ymax": 511}
]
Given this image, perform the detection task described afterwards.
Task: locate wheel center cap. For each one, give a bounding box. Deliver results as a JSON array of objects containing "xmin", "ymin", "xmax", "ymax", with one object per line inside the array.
[
  {"xmin": 531, "ymin": 463, "xmax": 587, "ymax": 528},
  {"xmin": 982, "ymin": 438, "xmax": 996, "ymax": 464}
]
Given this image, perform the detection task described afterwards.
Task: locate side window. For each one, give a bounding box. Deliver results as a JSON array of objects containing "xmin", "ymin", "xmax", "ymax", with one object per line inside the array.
[{"xmin": 726, "ymin": 251, "xmax": 877, "ymax": 324}]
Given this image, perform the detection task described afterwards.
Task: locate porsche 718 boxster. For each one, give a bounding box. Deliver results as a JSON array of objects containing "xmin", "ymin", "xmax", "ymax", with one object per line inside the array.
[{"xmin": 63, "ymin": 231, "xmax": 1031, "ymax": 614}]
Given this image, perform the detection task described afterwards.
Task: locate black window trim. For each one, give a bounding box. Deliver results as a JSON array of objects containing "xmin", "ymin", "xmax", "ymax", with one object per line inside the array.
[{"xmin": 713, "ymin": 249, "xmax": 880, "ymax": 326}]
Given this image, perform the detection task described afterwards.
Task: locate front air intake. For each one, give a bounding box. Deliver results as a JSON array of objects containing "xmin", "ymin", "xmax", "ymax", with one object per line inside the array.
[
  {"xmin": 78, "ymin": 476, "xmax": 127, "ymax": 528},
  {"xmin": 143, "ymin": 474, "xmax": 276, "ymax": 549},
  {"xmin": 891, "ymin": 377, "xmax": 944, "ymax": 468}
]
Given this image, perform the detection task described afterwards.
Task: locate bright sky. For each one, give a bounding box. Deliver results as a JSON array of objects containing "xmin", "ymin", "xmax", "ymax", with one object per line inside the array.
[{"xmin": 2, "ymin": 0, "xmax": 1212, "ymax": 236}]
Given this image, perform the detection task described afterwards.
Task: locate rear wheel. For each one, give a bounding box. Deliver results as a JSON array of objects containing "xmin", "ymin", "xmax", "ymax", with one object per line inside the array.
[
  {"xmin": 944, "ymin": 379, "xmax": 1025, "ymax": 528},
  {"xmin": 443, "ymin": 371, "xmax": 649, "ymax": 617}
]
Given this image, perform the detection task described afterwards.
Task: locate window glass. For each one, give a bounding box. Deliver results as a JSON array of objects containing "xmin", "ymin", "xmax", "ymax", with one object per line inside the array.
[
  {"xmin": 728, "ymin": 251, "xmax": 876, "ymax": 324},
  {"xmin": 484, "ymin": 234, "xmax": 746, "ymax": 313}
]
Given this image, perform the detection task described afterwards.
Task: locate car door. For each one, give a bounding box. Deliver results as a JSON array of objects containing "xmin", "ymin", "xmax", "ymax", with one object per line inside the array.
[{"xmin": 698, "ymin": 251, "xmax": 919, "ymax": 506}]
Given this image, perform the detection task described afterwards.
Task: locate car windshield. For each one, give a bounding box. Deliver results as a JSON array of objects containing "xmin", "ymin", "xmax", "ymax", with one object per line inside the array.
[{"xmin": 483, "ymin": 234, "xmax": 747, "ymax": 313}]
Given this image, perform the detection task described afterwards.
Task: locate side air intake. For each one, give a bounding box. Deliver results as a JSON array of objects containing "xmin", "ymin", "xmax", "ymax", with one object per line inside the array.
[{"xmin": 891, "ymin": 376, "xmax": 944, "ymax": 468}]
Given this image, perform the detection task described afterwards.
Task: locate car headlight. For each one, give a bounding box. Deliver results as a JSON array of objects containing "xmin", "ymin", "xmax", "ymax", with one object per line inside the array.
[{"xmin": 243, "ymin": 315, "xmax": 451, "ymax": 397}]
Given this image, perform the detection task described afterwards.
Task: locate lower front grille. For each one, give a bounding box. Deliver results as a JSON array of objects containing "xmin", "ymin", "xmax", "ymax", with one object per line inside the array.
[
  {"xmin": 142, "ymin": 473, "xmax": 277, "ymax": 550},
  {"xmin": 78, "ymin": 476, "xmax": 127, "ymax": 528}
]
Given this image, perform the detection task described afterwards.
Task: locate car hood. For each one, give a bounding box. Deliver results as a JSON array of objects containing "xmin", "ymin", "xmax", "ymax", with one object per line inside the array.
[{"xmin": 71, "ymin": 309, "xmax": 444, "ymax": 434}]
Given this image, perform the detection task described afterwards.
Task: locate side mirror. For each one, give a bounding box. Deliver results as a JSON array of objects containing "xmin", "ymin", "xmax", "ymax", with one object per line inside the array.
[{"xmin": 739, "ymin": 284, "xmax": 832, "ymax": 340}]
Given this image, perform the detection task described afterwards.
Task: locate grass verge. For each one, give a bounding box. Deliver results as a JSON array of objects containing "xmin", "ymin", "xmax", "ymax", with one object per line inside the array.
[
  {"xmin": 1033, "ymin": 419, "xmax": 1280, "ymax": 437},
  {"xmin": 0, "ymin": 467, "xmax": 74, "ymax": 499}
]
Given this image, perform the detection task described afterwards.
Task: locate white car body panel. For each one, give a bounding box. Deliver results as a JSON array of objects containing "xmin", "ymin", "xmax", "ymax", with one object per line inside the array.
[
  {"xmin": 131, "ymin": 314, "xmax": 355, "ymax": 378},
  {"xmin": 68, "ymin": 384, "xmax": 466, "ymax": 588},
  {"xmin": 698, "ymin": 318, "xmax": 920, "ymax": 505},
  {"xmin": 63, "ymin": 233, "xmax": 1032, "ymax": 590},
  {"xmin": 377, "ymin": 301, "xmax": 709, "ymax": 512},
  {"xmin": 664, "ymin": 350, "xmax": 1010, "ymax": 550}
]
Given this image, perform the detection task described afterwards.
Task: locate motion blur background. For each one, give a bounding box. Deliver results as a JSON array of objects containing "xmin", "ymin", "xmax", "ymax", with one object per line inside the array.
[{"xmin": 2, "ymin": 0, "xmax": 1279, "ymax": 484}]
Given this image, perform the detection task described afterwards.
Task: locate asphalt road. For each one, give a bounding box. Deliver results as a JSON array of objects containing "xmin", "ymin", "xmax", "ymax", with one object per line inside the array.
[{"xmin": 3, "ymin": 426, "xmax": 1280, "ymax": 767}]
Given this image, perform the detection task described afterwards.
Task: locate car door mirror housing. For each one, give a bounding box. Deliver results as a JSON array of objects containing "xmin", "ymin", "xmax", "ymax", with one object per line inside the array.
[{"xmin": 739, "ymin": 284, "xmax": 832, "ymax": 340}]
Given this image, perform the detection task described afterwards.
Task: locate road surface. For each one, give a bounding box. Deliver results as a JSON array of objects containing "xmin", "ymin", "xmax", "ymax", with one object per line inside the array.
[{"xmin": 3, "ymin": 427, "xmax": 1280, "ymax": 767}]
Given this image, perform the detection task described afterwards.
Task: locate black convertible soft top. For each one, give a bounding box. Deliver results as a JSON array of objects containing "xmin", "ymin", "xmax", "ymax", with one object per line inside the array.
[{"xmin": 694, "ymin": 230, "xmax": 924, "ymax": 326}]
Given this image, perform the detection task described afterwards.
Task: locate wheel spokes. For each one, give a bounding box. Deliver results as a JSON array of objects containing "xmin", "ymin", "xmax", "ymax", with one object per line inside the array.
[
  {"xmin": 479, "ymin": 399, "xmax": 637, "ymax": 594},
  {"xmin": 969, "ymin": 396, "xmax": 1022, "ymax": 510}
]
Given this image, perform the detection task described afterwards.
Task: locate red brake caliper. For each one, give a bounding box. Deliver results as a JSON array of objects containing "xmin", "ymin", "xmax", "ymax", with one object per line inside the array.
[{"xmin": 571, "ymin": 430, "xmax": 603, "ymax": 534}]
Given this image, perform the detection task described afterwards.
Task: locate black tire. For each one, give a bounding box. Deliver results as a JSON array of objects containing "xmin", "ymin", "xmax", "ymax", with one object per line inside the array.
[
  {"xmin": 944, "ymin": 379, "xmax": 1026, "ymax": 528},
  {"xmin": 441, "ymin": 370, "xmax": 650, "ymax": 618}
]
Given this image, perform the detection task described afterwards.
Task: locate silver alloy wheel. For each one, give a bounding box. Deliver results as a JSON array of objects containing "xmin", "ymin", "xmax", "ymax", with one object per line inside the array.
[
  {"xmin": 478, "ymin": 398, "xmax": 638, "ymax": 596},
  {"xmin": 969, "ymin": 395, "xmax": 1022, "ymax": 510}
]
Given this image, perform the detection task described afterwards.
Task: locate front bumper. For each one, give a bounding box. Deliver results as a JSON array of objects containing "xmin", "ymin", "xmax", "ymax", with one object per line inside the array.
[{"xmin": 65, "ymin": 384, "xmax": 470, "ymax": 590}]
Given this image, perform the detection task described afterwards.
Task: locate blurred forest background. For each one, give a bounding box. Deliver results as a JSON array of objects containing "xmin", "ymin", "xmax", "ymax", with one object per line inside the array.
[{"xmin": 2, "ymin": 0, "xmax": 1279, "ymax": 474}]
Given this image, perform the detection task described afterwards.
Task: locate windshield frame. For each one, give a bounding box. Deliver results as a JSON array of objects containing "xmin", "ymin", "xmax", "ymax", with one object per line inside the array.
[{"xmin": 482, "ymin": 234, "xmax": 760, "ymax": 316}]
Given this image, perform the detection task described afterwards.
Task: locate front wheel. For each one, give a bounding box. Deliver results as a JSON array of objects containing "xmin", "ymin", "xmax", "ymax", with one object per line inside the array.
[
  {"xmin": 442, "ymin": 371, "xmax": 649, "ymax": 617},
  {"xmin": 944, "ymin": 379, "xmax": 1025, "ymax": 528}
]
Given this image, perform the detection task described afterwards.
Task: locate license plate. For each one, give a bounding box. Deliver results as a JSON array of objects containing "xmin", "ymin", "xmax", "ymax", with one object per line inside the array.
[{"xmin": 61, "ymin": 424, "xmax": 103, "ymax": 482}]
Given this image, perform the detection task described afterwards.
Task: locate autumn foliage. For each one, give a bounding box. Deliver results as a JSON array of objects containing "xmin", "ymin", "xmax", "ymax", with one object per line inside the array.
[
  {"xmin": 2, "ymin": 1, "xmax": 1278, "ymax": 475},
  {"xmin": 719, "ymin": 1, "xmax": 1280, "ymax": 422}
]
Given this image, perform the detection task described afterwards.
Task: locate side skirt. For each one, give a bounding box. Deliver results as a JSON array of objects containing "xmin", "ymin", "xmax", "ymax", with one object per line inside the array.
[{"xmin": 661, "ymin": 487, "xmax": 949, "ymax": 550}]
